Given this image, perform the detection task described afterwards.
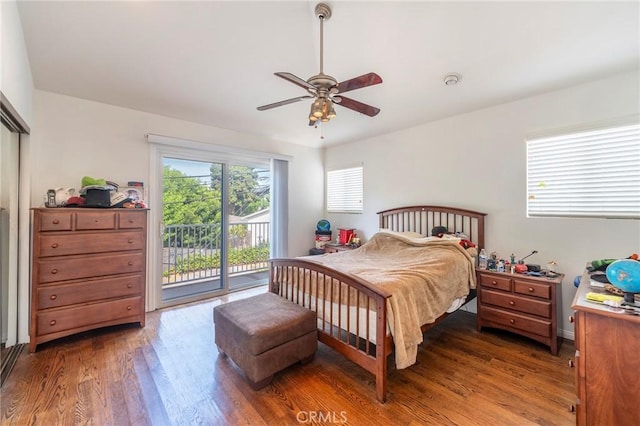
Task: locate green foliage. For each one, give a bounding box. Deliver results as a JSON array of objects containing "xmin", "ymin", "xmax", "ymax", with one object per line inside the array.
[
  {"xmin": 163, "ymin": 246, "xmax": 269, "ymax": 277},
  {"xmin": 162, "ymin": 166, "xmax": 221, "ymax": 226},
  {"xmin": 209, "ymin": 164, "xmax": 269, "ymax": 217}
]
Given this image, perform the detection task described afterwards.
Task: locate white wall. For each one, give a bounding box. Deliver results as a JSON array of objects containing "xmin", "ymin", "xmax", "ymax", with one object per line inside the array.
[
  {"xmin": 1, "ymin": 0, "xmax": 33, "ymax": 125},
  {"xmin": 324, "ymin": 70, "xmax": 640, "ymax": 340},
  {"xmin": 31, "ymin": 90, "xmax": 324, "ymax": 257}
]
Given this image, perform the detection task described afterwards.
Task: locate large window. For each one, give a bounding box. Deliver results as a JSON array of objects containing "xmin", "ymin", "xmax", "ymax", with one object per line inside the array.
[
  {"xmin": 326, "ymin": 165, "xmax": 363, "ymax": 213},
  {"xmin": 526, "ymin": 121, "xmax": 640, "ymax": 219}
]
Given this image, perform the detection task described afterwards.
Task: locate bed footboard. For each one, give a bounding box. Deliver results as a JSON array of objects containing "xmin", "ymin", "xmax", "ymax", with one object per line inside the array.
[{"xmin": 269, "ymin": 258, "xmax": 393, "ymax": 402}]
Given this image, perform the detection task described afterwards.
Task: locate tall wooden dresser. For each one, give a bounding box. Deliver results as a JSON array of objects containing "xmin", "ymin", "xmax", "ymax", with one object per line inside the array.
[
  {"xmin": 30, "ymin": 208, "xmax": 147, "ymax": 352},
  {"xmin": 570, "ymin": 271, "xmax": 640, "ymax": 425}
]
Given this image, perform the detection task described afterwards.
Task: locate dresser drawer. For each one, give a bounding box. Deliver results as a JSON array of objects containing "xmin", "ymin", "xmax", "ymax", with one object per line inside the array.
[
  {"xmin": 480, "ymin": 289, "xmax": 552, "ymax": 318},
  {"xmin": 514, "ymin": 279, "xmax": 551, "ymax": 300},
  {"xmin": 37, "ymin": 274, "xmax": 142, "ymax": 309},
  {"xmin": 478, "ymin": 273, "xmax": 512, "ymax": 292},
  {"xmin": 76, "ymin": 211, "xmax": 117, "ymax": 230},
  {"xmin": 37, "ymin": 252, "xmax": 144, "ymax": 284},
  {"xmin": 118, "ymin": 211, "xmax": 146, "ymax": 229},
  {"xmin": 38, "ymin": 211, "xmax": 73, "ymax": 231},
  {"xmin": 481, "ymin": 306, "xmax": 552, "ymax": 337},
  {"xmin": 38, "ymin": 231, "xmax": 144, "ymax": 257},
  {"xmin": 36, "ymin": 296, "xmax": 142, "ymax": 335}
]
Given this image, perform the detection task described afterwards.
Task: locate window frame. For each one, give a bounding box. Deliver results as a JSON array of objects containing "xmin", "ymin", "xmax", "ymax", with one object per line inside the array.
[
  {"xmin": 526, "ymin": 118, "xmax": 640, "ymax": 220},
  {"xmin": 326, "ymin": 164, "xmax": 364, "ymax": 214}
]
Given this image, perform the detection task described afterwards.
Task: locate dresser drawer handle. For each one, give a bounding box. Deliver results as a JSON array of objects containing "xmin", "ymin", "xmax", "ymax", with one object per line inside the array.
[
  {"xmin": 52, "ymin": 219, "xmax": 59, "ymax": 225},
  {"xmin": 528, "ymin": 287, "xmax": 534, "ymax": 293},
  {"xmin": 128, "ymin": 261, "xmax": 133, "ymax": 266},
  {"xmin": 49, "ymin": 320, "xmax": 56, "ymax": 326},
  {"xmin": 51, "ymin": 243, "xmax": 59, "ymax": 249},
  {"xmin": 509, "ymin": 319, "xmax": 515, "ymax": 324},
  {"xmin": 127, "ymin": 306, "xmax": 132, "ymax": 311},
  {"xmin": 51, "ymin": 269, "xmax": 58, "ymax": 275},
  {"xmin": 491, "ymin": 280, "xmax": 498, "ymax": 285},
  {"xmin": 128, "ymin": 239, "xmax": 133, "ymax": 243},
  {"xmin": 509, "ymin": 300, "xmax": 515, "ymax": 306},
  {"xmin": 127, "ymin": 283, "xmax": 133, "ymax": 288},
  {"xmin": 50, "ymin": 295, "xmax": 57, "ymax": 300},
  {"xmin": 129, "ymin": 219, "xmax": 134, "ymax": 223},
  {"xmin": 568, "ymin": 359, "xmax": 574, "ymax": 368}
]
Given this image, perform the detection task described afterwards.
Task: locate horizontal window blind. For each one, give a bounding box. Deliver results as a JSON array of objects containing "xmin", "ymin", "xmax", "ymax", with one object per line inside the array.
[
  {"xmin": 527, "ymin": 123, "xmax": 640, "ymax": 219},
  {"xmin": 327, "ymin": 166, "xmax": 363, "ymax": 213}
]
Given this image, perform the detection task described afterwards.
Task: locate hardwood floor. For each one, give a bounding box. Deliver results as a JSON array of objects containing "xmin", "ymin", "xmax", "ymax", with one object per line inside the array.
[{"xmin": 1, "ymin": 286, "xmax": 576, "ymax": 425}]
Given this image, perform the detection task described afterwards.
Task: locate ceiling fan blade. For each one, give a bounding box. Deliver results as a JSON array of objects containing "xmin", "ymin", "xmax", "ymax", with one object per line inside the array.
[
  {"xmin": 334, "ymin": 96, "xmax": 380, "ymax": 117},
  {"xmin": 275, "ymin": 72, "xmax": 317, "ymax": 91},
  {"xmin": 257, "ymin": 95, "xmax": 314, "ymax": 111},
  {"xmin": 336, "ymin": 73, "xmax": 383, "ymax": 94}
]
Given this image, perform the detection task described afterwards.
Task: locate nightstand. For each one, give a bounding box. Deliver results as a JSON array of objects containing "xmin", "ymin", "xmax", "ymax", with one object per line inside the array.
[
  {"xmin": 476, "ymin": 270, "xmax": 564, "ymax": 355},
  {"xmin": 324, "ymin": 244, "xmax": 357, "ymax": 254}
]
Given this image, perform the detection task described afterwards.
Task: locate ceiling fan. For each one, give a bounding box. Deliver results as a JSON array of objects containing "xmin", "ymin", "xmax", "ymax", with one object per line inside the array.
[{"xmin": 257, "ymin": 3, "xmax": 382, "ymax": 126}]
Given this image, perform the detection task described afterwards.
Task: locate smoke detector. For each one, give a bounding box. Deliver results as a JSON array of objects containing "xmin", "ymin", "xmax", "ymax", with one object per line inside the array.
[{"xmin": 444, "ymin": 73, "xmax": 462, "ymax": 86}]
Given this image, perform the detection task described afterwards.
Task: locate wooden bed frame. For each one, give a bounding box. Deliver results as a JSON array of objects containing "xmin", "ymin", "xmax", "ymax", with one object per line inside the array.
[{"xmin": 269, "ymin": 205, "xmax": 486, "ymax": 403}]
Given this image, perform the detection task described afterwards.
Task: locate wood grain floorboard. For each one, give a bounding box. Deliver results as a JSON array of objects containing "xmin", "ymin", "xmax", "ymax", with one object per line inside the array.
[{"xmin": 1, "ymin": 286, "xmax": 576, "ymax": 425}]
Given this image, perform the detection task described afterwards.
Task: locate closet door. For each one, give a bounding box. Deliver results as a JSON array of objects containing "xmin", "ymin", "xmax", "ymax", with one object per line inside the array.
[{"xmin": 1, "ymin": 123, "xmax": 20, "ymax": 348}]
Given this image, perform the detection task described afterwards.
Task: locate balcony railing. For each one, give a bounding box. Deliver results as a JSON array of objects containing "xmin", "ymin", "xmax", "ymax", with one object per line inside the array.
[{"xmin": 162, "ymin": 221, "xmax": 270, "ymax": 287}]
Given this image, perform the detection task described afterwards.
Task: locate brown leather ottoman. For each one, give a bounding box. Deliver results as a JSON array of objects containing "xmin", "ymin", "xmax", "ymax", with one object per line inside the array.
[{"xmin": 213, "ymin": 292, "xmax": 317, "ymax": 389}]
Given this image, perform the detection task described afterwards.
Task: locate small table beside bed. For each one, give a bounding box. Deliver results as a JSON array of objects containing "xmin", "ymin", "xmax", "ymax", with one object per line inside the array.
[{"xmin": 268, "ymin": 205, "xmax": 486, "ymax": 403}]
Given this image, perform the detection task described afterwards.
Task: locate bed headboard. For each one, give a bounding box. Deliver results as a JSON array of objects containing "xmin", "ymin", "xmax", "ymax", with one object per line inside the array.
[{"xmin": 377, "ymin": 205, "xmax": 487, "ymax": 249}]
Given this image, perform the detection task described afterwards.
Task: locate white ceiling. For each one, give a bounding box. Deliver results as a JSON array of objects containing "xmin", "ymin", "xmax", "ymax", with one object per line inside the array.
[{"xmin": 17, "ymin": 1, "xmax": 640, "ymax": 148}]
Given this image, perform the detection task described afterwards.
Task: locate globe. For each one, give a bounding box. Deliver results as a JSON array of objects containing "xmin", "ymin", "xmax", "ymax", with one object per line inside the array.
[
  {"xmin": 316, "ymin": 219, "xmax": 331, "ymax": 232},
  {"xmin": 605, "ymin": 259, "xmax": 640, "ymax": 294}
]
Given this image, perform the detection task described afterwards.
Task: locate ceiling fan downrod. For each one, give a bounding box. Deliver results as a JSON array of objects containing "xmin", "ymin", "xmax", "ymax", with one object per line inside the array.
[{"xmin": 315, "ymin": 3, "xmax": 331, "ymax": 76}]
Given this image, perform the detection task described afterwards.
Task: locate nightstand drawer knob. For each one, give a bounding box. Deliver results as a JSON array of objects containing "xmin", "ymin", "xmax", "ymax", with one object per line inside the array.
[
  {"xmin": 128, "ymin": 239, "xmax": 133, "ymax": 243},
  {"xmin": 51, "ymin": 269, "xmax": 58, "ymax": 275},
  {"xmin": 127, "ymin": 283, "xmax": 133, "ymax": 288},
  {"xmin": 509, "ymin": 319, "xmax": 515, "ymax": 324},
  {"xmin": 528, "ymin": 287, "xmax": 534, "ymax": 292},
  {"xmin": 509, "ymin": 300, "xmax": 515, "ymax": 306},
  {"xmin": 129, "ymin": 219, "xmax": 134, "ymax": 223},
  {"xmin": 49, "ymin": 320, "xmax": 57, "ymax": 326},
  {"xmin": 491, "ymin": 280, "xmax": 498, "ymax": 285},
  {"xmin": 128, "ymin": 261, "xmax": 133, "ymax": 266},
  {"xmin": 51, "ymin": 243, "xmax": 59, "ymax": 248},
  {"xmin": 127, "ymin": 306, "xmax": 132, "ymax": 311},
  {"xmin": 52, "ymin": 219, "xmax": 59, "ymax": 225},
  {"xmin": 50, "ymin": 295, "xmax": 57, "ymax": 300}
]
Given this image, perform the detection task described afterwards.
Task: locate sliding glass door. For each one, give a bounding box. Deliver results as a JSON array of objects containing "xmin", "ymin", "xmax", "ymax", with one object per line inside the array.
[{"xmin": 160, "ymin": 156, "xmax": 270, "ymax": 305}]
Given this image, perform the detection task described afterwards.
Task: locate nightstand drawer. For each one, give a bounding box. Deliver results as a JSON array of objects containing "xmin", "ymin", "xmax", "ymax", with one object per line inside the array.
[
  {"xmin": 478, "ymin": 273, "xmax": 512, "ymax": 292},
  {"xmin": 480, "ymin": 289, "xmax": 552, "ymax": 318},
  {"xmin": 481, "ymin": 306, "xmax": 551, "ymax": 338},
  {"xmin": 514, "ymin": 279, "xmax": 551, "ymax": 299}
]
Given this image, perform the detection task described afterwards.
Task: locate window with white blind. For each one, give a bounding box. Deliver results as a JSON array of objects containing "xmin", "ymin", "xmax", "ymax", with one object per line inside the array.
[
  {"xmin": 526, "ymin": 121, "xmax": 640, "ymax": 219},
  {"xmin": 326, "ymin": 165, "xmax": 363, "ymax": 213}
]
